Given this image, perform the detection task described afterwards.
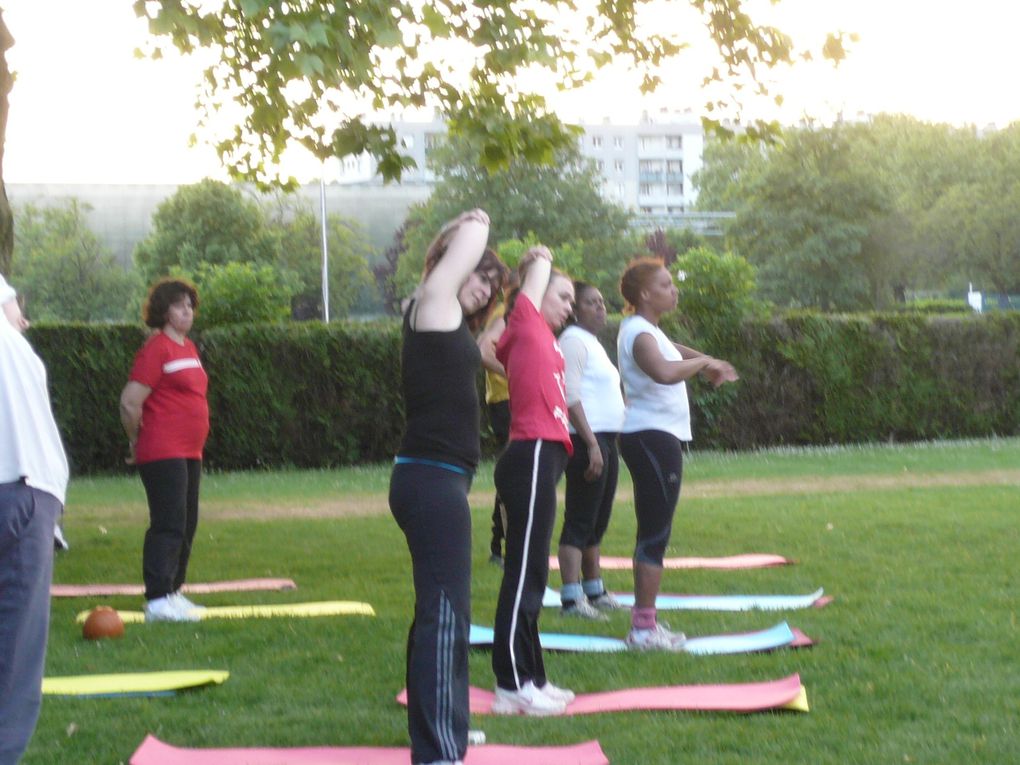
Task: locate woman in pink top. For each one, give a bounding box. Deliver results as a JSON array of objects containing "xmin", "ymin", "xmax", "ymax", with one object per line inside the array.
[{"xmin": 489, "ymin": 246, "xmax": 577, "ymax": 717}]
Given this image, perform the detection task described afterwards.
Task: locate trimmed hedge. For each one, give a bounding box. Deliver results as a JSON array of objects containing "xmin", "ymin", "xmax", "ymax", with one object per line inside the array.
[{"xmin": 25, "ymin": 312, "xmax": 1020, "ymax": 474}]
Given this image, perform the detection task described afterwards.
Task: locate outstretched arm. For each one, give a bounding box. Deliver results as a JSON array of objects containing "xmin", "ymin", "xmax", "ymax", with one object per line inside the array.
[{"xmin": 633, "ymin": 334, "xmax": 738, "ymax": 387}]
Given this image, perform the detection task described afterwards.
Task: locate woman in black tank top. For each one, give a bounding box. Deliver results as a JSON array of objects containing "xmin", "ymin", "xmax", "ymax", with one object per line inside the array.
[{"xmin": 388, "ymin": 209, "xmax": 507, "ymax": 765}]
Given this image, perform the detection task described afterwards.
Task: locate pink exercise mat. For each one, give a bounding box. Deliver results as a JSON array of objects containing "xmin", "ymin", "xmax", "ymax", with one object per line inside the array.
[
  {"xmin": 51, "ymin": 578, "xmax": 297, "ymax": 597},
  {"xmin": 399, "ymin": 674, "xmax": 807, "ymax": 716},
  {"xmin": 129, "ymin": 734, "xmax": 609, "ymax": 765},
  {"xmin": 549, "ymin": 553, "xmax": 793, "ymax": 570}
]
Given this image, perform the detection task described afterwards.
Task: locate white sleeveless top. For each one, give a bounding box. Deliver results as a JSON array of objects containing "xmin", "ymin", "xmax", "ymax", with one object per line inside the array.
[
  {"xmin": 616, "ymin": 315, "xmax": 692, "ymax": 441},
  {"xmin": 559, "ymin": 325, "xmax": 625, "ymax": 434}
]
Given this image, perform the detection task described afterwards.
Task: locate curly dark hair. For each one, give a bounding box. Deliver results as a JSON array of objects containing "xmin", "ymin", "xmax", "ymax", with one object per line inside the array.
[{"xmin": 142, "ymin": 278, "xmax": 200, "ymax": 329}]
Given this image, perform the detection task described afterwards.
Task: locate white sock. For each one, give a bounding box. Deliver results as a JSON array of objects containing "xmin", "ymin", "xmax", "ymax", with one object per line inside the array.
[
  {"xmin": 561, "ymin": 582, "xmax": 584, "ymax": 604},
  {"xmin": 582, "ymin": 578, "xmax": 604, "ymax": 598}
]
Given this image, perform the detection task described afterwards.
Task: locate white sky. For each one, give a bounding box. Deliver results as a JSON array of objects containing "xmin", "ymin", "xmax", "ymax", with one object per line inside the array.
[{"xmin": 2, "ymin": 0, "xmax": 1019, "ymax": 184}]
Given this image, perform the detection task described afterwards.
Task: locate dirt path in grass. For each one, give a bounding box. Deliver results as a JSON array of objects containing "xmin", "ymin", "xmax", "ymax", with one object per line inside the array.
[{"xmin": 199, "ymin": 468, "xmax": 1020, "ymax": 520}]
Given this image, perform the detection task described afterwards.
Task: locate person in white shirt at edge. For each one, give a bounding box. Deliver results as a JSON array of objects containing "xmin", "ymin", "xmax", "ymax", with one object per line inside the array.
[
  {"xmin": 616, "ymin": 257, "xmax": 738, "ymax": 650},
  {"xmin": 0, "ymin": 273, "xmax": 70, "ymax": 764},
  {"xmin": 556, "ymin": 282, "xmax": 627, "ymax": 620}
]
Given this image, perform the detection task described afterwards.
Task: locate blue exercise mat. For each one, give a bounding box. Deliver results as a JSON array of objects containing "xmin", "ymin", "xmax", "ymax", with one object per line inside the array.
[
  {"xmin": 469, "ymin": 621, "xmax": 797, "ymax": 655},
  {"xmin": 542, "ymin": 586, "xmax": 825, "ymax": 612}
]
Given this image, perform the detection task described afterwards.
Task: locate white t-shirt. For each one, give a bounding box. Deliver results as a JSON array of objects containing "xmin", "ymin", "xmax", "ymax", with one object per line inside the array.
[
  {"xmin": 617, "ymin": 314, "xmax": 692, "ymax": 441},
  {"xmin": 0, "ymin": 273, "xmax": 15, "ymax": 306},
  {"xmin": 0, "ymin": 319, "xmax": 69, "ymax": 504},
  {"xmin": 559, "ymin": 325, "xmax": 625, "ymax": 435}
]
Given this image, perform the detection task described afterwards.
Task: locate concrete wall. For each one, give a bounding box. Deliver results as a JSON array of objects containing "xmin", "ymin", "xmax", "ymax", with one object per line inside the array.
[{"xmin": 8, "ymin": 182, "xmax": 432, "ymax": 266}]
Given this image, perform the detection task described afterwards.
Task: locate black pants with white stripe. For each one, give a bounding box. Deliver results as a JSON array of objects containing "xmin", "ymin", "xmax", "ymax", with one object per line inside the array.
[
  {"xmin": 492, "ymin": 439, "xmax": 568, "ymax": 691},
  {"xmin": 389, "ymin": 462, "xmax": 472, "ymax": 764}
]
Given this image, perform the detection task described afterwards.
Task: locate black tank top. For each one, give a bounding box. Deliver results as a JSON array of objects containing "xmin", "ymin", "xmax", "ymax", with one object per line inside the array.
[{"xmin": 397, "ymin": 301, "xmax": 482, "ymax": 471}]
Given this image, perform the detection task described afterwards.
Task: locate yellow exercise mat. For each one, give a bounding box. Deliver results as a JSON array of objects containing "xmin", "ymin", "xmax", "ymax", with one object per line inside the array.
[
  {"xmin": 43, "ymin": 669, "xmax": 228, "ymax": 697},
  {"xmin": 75, "ymin": 600, "xmax": 376, "ymax": 625}
]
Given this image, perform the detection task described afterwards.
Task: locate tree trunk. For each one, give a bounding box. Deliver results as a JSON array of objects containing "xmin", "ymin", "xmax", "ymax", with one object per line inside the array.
[{"xmin": 0, "ymin": 11, "xmax": 14, "ymax": 277}]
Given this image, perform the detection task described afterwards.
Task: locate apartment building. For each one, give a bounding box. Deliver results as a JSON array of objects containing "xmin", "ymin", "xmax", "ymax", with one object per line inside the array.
[{"xmin": 334, "ymin": 112, "xmax": 704, "ymax": 214}]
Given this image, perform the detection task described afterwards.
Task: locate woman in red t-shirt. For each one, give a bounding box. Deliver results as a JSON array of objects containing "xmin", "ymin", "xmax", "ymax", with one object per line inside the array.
[
  {"xmin": 119, "ymin": 279, "xmax": 209, "ymax": 623},
  {"xmin": 490, "ymin": 246, "xmax": 577, "ymax": 716}
]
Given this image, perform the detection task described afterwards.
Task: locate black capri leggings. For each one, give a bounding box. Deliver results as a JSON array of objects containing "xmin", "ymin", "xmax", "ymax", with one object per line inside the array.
[
  {"xmin": 619, "ymin": 430, "xmax": 684, "ymax": 566},
  {"xmin": 559, "ymin": 431, "xmax": 619, "ymax": 550},
  {"xmin": 138, "ymin": 458, "xmax": 202, "ymax": 601}
]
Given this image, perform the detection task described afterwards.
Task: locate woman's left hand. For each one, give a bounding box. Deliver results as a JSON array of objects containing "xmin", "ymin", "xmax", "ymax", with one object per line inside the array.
[
  {"xmin": 584, "ymin": 443, "xmax": 604, "ymax": 481},
  {"xmin": 702, "ymin": 359, "xmax": 739, "ymax": 387}
]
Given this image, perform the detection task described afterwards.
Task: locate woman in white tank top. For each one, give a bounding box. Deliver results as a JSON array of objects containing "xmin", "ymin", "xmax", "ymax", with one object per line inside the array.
[{"xmin": 616, "ymin": 257, "xmax": 738, "ymax": 651}]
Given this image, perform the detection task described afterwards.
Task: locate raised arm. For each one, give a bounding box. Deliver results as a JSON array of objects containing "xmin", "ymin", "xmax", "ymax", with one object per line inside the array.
[
  {"xmin": 414, "ymin": 209, "xmax": 491, "ymax": 331},
  {"xmin": 633, "ymin": 334, "xmax": 738, "ymax": 388},
  {"xmin": 518, "ymin": 246, "xmax": 553, "ymax": 311}
]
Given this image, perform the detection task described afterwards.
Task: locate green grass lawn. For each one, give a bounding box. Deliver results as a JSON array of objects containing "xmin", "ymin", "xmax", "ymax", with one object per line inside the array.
[{"xmin": 25, "ymin": 438, "xmax": 1020, "ymax": 764}]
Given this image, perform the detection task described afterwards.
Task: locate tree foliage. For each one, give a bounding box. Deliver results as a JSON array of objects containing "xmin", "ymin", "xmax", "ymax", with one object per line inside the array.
[
  {"xmin": 189, "ymin": 261, "xmax": 295, "ymax": 328},
  {"xmin": 12, "ymin": 200, "xmax": 140, "ymax": 322},
  {"xmin": 135, "ymin": 0, "xmax": 848, "ymax": 188},
  {"xmin": 134, "ymin": 179, "xmax": 279, "ymax": 282},
  {"xmin": 271, "ymin": 207, "xmax": 377, "ymax": 319},
  {"xmin": 393, "ymin": 131, "xmax": 632, "ymax": 302},
  {"xmin": 725, "ymin": 126, "xmax": 890, "ymax": 310},
  {"xmin": 696, "ymin": 117, "xmax": 1020, "ymax": 307},
  {"xmin": 136, "ymin": 180, "xmax": 378, "ymax": 319}
]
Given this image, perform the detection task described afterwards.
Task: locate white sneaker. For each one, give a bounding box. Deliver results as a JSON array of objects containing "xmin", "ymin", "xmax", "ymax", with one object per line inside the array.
[
  {"xmin": 626, "ymin": 623, "xmax": 687, "ymax": 651},
  {"xmin": 538, "ymin": 681, "xmax": 575, "ymax": 704},
  {"xmin": 561, "ymin": 598, "xmax": 608, "ymax": 621},
  {"xmin": 170, "ymin": 591, "xmax": 205, "ymax": 613},
  {"xmin": 467, "ymin": 729, "xmax": 486, "ymax": 745},
  {"xmin": 589, "ymin": 591, "xmax": 625, "ymax": 610},
  {"xmin": 144, "ymin": 595, "xmax": 200, "ymax": 623},
  {"xmin": 491, "ymin": 680, "xmax": 566, "ymax": 716}
]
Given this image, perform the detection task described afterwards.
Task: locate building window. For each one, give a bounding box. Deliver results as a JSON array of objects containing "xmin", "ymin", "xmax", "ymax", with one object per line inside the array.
[
  {"xmin": 666, "ymin": 184, "xmax": 684, "ymax": 197},
  {"xmin": 424, "ymin": 132, "xmax": 443, "ymax": 149},
  {"xmin": 596, "ymin": 159, "xmax": 605, "ymax": 172},
  {"xmin": 591, "ymin": 135, "xmax": 603, "ymax": 148},
  {"xmin": 666, "ymin": 159, "xmax": 683, "ymax": 174},
  {"xmin": 401, "ymin": 134, "xmax": 415, "ymax": 149},
  {"xmin": 614, "ymin": 160, "xmax": 625, "ymax": 173},
  {"xmin": 639, "ymin": 136, "xmax": 664, "ymax": 151},
  {"xmin": 666, "ymin": 135, "xmax": 682, "ymax": 149},
  {"xmin": 639, "ymin": 160, "xmax": 664, "ymax": 173},
  {"xmin": 640, "ymin": 206, "xmax": 654, "ymax": 214},
  {"xmin": 613, "ymin": 136, "xmax": 624, "ymax": 149}
]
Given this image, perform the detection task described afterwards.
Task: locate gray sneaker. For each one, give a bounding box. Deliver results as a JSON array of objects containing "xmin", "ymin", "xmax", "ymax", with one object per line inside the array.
[
  {"xmin": 626, "ymin": 623, "xmax": 687, "ymax": 651},
  {"xmin": 561, "ymin": 598, "xmax": 608, "ymax": 621},
  {"xmin": 589, "ymin": 591, "xmax": 625, "ymax": 610}
]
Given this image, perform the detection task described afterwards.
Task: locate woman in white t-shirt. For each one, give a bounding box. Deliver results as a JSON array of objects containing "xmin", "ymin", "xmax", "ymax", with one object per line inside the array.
[
  {"xmin": 616, "ymin": 258, "xmax": 738, "ymax": 651},
  {"xmin": 556, "ymin": 282, "xmax": 626, "ymax": 619}
]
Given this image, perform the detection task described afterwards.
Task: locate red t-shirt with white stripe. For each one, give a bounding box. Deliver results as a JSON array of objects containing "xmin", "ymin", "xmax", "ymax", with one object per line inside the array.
[
  {"xmin": 130, "ymin": 331, "xmax": 210, "ymax": 463},
  {"xmin": 495, "ymin": 295, "xmax": 573, "ymax": 455}
]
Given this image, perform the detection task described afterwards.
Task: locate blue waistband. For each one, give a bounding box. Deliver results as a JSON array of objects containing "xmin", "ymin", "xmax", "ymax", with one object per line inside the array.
[{"xmin": 393, "ymin": 456, "xmax": 472, "ymax": 477}]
